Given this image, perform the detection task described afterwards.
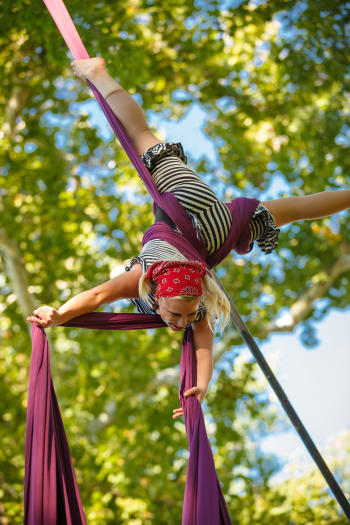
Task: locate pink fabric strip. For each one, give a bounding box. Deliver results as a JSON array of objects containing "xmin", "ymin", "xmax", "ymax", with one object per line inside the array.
[{"xmin": 42, "ymin": 0, "xmax": 90, "ymax": 60}]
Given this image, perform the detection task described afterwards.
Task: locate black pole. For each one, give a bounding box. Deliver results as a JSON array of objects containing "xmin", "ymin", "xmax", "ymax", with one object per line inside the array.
[{"xmin": 214, "ymin": 274, "xmax": 350, "ymax": 521}]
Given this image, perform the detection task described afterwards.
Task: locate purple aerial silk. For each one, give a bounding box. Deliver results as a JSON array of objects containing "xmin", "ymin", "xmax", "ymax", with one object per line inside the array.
[
  {"xmin": 24, "ymin": 322, "xmax": 87, "ymax": 525},
  {"xmin": 25, "ymin": 1, "xmax": 258, "ymax": 523},
  {"xmin": 143, "ymin": 196, "xmax": 259, "ymax": 270},
  {"xmin": 25, "ymin": 313, "xmax": 231, "ymax": 524}
]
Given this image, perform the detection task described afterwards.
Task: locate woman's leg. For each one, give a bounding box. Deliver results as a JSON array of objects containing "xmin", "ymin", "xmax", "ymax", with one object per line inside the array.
[
  {"xmin": 261, "ymin": 190, "xmax": 350, "ymax": 227},
  {"xmin": 71, "ymin": 58, "xmax": 161, "ymax": 154}
]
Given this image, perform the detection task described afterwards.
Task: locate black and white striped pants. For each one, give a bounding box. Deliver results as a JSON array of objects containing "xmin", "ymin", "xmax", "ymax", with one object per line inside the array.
[{"xmin": 142, "ymin": 143, "xmax": 277, "ymax": 255}]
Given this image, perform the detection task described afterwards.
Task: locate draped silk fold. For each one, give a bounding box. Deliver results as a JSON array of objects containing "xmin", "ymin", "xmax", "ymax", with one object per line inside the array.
[
  {"xmin": 25, "ymin": 1, "xmax": 258, "ymax": 523},
  {"xmin": 25, "ymin": 314, "xmax": 232, "ymax": 525}
]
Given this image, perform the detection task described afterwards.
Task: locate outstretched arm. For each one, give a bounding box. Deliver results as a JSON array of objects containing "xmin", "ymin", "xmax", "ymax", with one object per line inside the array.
[
  {"xmin": 71, "ymin": 57, "xmax": 161, "ymax": 154},
  {"xmin": 262, "ymin": 190, "xmax": 350, "ymax": 227},
  {"xmin": 27, "ymin": 264, "xmax": 142, "ymax": 328}
]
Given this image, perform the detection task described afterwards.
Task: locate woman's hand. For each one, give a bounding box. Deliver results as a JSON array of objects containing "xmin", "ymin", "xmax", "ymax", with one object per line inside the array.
[
  {"xmin": 71, "ymin": 57, "xmax": 106, "ymax": 81},
  {"xmin": 27, "ymin": 306, "xmax": 63, "ymax": 328},
  {"xmin": 172, "ymin": 386, "xmax": 207, "ymax": 419}
]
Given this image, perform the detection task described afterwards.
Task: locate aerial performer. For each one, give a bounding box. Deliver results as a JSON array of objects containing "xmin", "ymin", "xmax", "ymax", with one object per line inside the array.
[{"xmin": 27, "ymin": 57, "xmax": 350, "ymax": 418}]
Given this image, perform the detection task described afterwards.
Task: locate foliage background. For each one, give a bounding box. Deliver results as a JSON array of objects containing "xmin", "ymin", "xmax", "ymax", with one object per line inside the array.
[{"xmin": 1, "ymin": 0, "xmax": 349, "ymax": 523}]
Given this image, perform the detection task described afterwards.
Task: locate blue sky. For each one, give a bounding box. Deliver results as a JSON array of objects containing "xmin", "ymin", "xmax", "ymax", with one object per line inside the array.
[{"xmin": 259, "ymin": 309, "xmax": 350, "ymax": 465}]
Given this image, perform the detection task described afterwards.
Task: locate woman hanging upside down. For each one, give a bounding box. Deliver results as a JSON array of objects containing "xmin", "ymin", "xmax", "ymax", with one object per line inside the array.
[{"xmin": 27, "ymin": 57, "xmax": 350, "ymax": 418}]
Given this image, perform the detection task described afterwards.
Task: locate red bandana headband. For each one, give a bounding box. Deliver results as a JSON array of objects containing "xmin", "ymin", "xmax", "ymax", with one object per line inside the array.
[{"xmin": 147, "ymin": 261, "xmax": 207, "ymax": 299}]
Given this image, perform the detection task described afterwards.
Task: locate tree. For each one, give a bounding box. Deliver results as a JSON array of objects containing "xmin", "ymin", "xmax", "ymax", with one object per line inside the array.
[{"xmin": 1, "ymin": 0, "xmax": 349, "ymax": 522}]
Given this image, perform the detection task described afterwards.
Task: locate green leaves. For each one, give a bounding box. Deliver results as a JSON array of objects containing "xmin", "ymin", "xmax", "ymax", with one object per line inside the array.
[{"xmin": 1, "ymin": 1, "xmax": 349, "ymax": 522}]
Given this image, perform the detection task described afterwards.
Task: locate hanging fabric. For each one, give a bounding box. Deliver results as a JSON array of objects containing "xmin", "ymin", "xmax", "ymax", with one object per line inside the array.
[
  {"xmin": 24, "ymin": 322, "xmax": 87, "ymax": 525},
  {"xmin": 25, "ymin": 1, "xmax": 258, "ymax": 523},
  {"xmin": 25, "ymin": 313, "xmax": 231, "ymax": 524}
]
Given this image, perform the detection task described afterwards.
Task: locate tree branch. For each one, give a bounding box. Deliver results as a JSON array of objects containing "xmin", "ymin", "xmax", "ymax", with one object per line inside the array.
[
  {"xmin": 265, "ymin": 246, "xmax": 350, "ymax": 334},
  {"xmin": 2, "ymin": 86, "xmax": 30, "ymax": 139},
  {"xmin": 0, "ymin": 229, "xmax": 38, "ymax": 334}
]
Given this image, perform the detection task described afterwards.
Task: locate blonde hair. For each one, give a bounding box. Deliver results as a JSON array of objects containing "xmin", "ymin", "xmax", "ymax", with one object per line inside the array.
[{"xmin": 139, "ymin": 272, "xmax": 230, "ymax": 332}]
